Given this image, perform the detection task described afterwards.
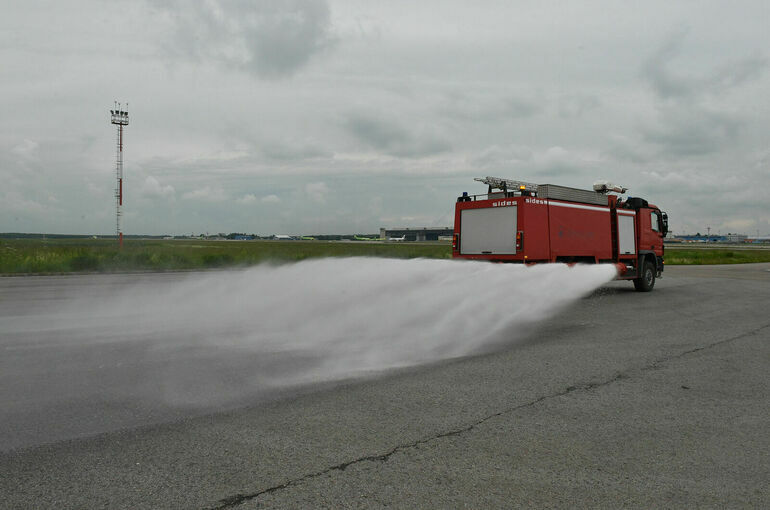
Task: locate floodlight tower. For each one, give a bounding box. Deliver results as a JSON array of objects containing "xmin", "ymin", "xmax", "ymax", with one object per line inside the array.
[{"xmin": 110, "ymin": 102, "xmax": 129, "ymax": 247}]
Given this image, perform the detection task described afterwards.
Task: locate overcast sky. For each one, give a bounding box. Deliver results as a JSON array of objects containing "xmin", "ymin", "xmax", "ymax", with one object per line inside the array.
[{"xmin": 1, "ymin": 0, "xmax": 768, "ymax": 236}]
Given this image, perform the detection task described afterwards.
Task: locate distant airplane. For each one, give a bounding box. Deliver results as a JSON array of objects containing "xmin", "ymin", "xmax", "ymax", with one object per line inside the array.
[
  {"xmin": 354, "ymin": 235, "xmax": 377, "ymax": 241},
  {"xmin": 274, "ymin": 235, "xmax": 294, "ymax": 240},
  {"xmin": 388, "ymin": 235, "xmax": 406, "ymax": 242},
  {"xmin": 301, "ymin": 236, "xmax": 315, "ymax": 240}
]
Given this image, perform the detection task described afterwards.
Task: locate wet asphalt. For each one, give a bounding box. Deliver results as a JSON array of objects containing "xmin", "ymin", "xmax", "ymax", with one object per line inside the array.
[{"xmin": 1, "ymin": 264, "xmax": 768, "ymax": 509}]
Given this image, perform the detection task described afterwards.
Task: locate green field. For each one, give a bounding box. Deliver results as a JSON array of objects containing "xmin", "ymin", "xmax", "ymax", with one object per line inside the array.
[
  {"xmin": 2, "ymin": 239, "xmax": 769, "ymax": 274},
  {"xmin": 0, "ymin": 239, "xmax": 452, "ymax": 274}
]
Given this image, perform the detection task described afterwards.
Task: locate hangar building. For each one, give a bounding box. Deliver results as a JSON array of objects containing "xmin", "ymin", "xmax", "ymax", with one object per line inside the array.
[{"xmin": 380, "ymin": 227, "xmax": 453, "ymax": 241}]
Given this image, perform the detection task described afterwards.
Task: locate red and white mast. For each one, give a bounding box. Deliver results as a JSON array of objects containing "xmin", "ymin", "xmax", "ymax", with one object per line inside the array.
[{"xmin": 110, "ymin": 103, "xmax": 129, "ymax": 247}]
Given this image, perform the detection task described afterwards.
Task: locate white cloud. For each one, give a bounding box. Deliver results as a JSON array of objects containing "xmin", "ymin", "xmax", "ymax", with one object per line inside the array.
[
  {"xmin": 11, "ymin": 139, "xmax": 39, "ymax": 159},
  {"xmin": 236, "ymin": 193, "xmax": 257, "ymax": 204},
  {"xmin": 141, "ymin": 176, "xmax": 176, "ymax": 200},
  {"xmin": 261, "ymin": 194, "xmax": 281, "ymax": 204},
  {"xmin": 305, "ymin": 182, "xmax": 330, "ymax": 203},
  {"xmin": 182, "ymin": 186, "xmax": 227, "ymax": 202}
]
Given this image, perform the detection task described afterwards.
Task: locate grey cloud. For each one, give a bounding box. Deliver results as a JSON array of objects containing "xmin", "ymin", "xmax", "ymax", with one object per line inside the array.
[
  {"xmin": 641, "ymin": 108, "xmax": 742, "ymax": 157},
  {"xmin": 3, "ymin": 2, "xmax": 769, "ymax": 237},
  {"xmin": 470, "ymin": 145, "xmax": 532, "ymax": 170},
  {"xmin": 639, "ymin": 168, "xmax": 768, "ymax": 231},
  {"xmin": 343, "ymin": 113, "xmax": 451, "ymax": 158},
  {"xmin": 642, "ymin": 28, "xmax": 692, "ymax": 100},
  {"xmin": 152, "ymin": 0, "xmax": 334, "ymax": 79},
  {"xmin": 260, "ymin": 141, "xmax": 332, "ymax": 161},
  {"xmin": 643, "ymin": 30, "xmax": 768, "ymax": 101},
  {"xmin": 439, "ymin": 91, "xmax": 542, "ymax": 123},
  {"xmin": 470, "ymin": 145, "xmax": 598, "ymax": 181},
  {"xmin": 557, "ymin": 94, "xmax": 600, "ymax": 119},
  {"xmin": 707, "ymin": 55, "xmax": 768, "ymax": 93},
  {"xmin": 531, "ymin": 146, "xmax": 596, "ymax": 179},
  {"xmin": 638, "ymin": 32, "xmax": 766, "ymax": 158},
  {"xmin": 500, "ymin": 96, "xmax": 542, "ymax": 119},
  {"xmin": 605, "ymin": 135, "xmax": 653, "ymax": 164}
]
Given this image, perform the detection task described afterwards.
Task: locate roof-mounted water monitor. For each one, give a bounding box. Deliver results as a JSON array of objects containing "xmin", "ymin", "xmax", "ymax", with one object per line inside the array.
[{"xmin": 593, "ymin": 181, "xmax": 627, "ymax": 194}]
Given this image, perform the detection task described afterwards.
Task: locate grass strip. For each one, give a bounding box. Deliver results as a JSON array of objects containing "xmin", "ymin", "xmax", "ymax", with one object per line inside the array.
[
  {"xmin": 0, "ymin": 239, "xmax": 452, "ymax": 274},
  {"xmin": 2, "ymin": 239, "xmax": 768, "ymax": 274},
  {"xmin": 663, "ymin": 247, "xmax": 770, "ymax": 265}
]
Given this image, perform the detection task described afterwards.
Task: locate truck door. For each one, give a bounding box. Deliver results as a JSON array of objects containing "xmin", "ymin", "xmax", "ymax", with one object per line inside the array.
[
  {"xmin": 616, "ymin": 210, "xmax": 636, "ymax": 256},
  {"xmin": 460, "ymin": 205, "xmax": 517, "ymax": 254},
  {"xmin": 638, "ymin": 208, "xmax": 664, "ymax": 255}
]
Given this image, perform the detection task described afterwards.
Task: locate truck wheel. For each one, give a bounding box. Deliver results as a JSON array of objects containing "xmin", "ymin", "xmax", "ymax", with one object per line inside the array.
[{"xmin": 633, "ymin": 260, "xmax": 656, "ymax": 292}]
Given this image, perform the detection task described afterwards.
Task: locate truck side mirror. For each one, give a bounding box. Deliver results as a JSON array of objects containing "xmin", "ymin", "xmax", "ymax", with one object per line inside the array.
[{"xmin": 661, "ymin": 212, "xmax": 669, "ymax": 236}]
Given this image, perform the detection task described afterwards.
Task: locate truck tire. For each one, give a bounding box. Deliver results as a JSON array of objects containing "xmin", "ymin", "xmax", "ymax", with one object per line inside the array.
[{"xmin": 633, "ymin": 260, "xmax": 656, "ymax": 292}]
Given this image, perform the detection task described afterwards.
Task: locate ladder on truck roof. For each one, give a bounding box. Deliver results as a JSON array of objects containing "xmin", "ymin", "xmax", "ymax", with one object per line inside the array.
[
  {"xmin": 474, "ymin": 176, "xmax": 538, "ymax": 193},
  {"xmin": 476, "ymin": 176, "xmax": 628, "ymax": 195},
  {"xmin": 475, "ymin": 176, "xmax": 626, "ymax": 206}
]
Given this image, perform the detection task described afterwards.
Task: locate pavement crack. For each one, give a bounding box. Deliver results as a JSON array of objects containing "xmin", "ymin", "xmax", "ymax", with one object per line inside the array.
[
  {"xmin": 205, "ymin": 383, "xmax": 605, "ymax": 510},
  {"xmin": 205, "ymin": 322, "xmax": 769, "ymax": 509},
  {"xmin": 643, "ymin": 323, "xmax": 769, "ymax": 371}
]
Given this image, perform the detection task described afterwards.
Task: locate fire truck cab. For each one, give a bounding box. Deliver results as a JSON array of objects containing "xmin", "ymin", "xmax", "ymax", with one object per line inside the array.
[{"xmin": 452, "ymin": 177, "xmax": 668, "ymax": 291}]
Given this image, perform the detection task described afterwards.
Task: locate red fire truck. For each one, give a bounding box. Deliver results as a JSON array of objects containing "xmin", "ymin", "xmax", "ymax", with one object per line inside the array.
[{"xmin": 452, "ymin": 176, "xmax": 668, "ymax": 291}]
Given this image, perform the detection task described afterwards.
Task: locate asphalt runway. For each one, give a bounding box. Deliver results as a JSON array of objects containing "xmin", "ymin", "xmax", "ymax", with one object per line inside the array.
[
  {"xmin": 0, "ymin": 272, "xmax": 321, "ymax": 452},
  {"xmin": 1, "ymin": 264, "xmax": 769, "ymax": 509}
]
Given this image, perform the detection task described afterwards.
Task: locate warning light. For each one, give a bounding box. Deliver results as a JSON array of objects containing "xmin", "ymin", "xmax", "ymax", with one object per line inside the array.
[{"xmin": 519, "ymin": 185, "xmax": 526, "ymax": 190}]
